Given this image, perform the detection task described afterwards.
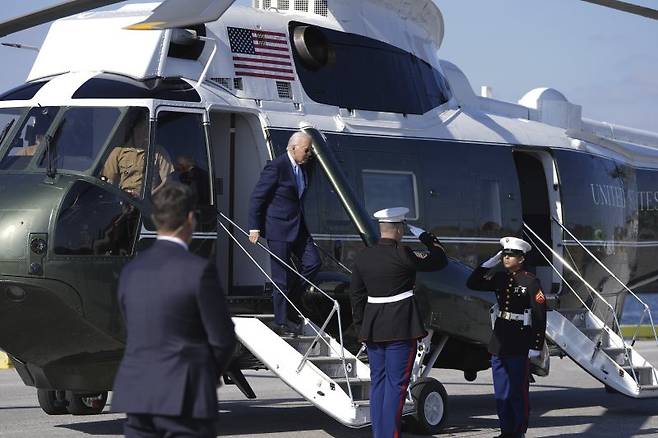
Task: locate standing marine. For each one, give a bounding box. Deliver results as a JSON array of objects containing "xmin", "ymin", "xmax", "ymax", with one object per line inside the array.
[
  {"xmin": 466, "ymin": 237, "xmax": 547, "ymax": 438},
  {"xmin": 349, "ymin": 207, "xmax": 448, "ymax": 438}
]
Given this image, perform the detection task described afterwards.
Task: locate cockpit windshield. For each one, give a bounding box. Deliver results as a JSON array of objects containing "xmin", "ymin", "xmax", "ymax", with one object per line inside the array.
[{"xmin": 0, "ymin": 106, "xmax": 152, "ymax": 180}]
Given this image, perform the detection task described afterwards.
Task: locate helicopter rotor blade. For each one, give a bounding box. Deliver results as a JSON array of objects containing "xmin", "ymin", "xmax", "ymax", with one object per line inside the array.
[
  {"xmin": 580, "ymin": 0, "xmax": 658, "ymax": 20},
  {"xmin": 0, "ymin": 0, "xmax": 127, "ymax": 39},
  {"xmin": 125, "ymin": 0, "xmax": 237, "ymax": 30}
]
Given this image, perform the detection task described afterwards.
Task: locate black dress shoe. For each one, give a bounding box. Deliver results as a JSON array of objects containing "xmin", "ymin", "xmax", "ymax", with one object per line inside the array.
[{"xmin": 268, "ymin": 322, "xmax": 297, "ymax": 337}]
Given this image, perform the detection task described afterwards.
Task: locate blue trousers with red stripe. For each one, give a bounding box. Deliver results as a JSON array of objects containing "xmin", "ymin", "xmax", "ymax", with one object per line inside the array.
[
  {"xmin": 491, "ymin": 355, "xmax": 530, "ymax": 436},
  {"xmin": 367, "ymin": 340, "xmax": 416, "ymax": 438}
]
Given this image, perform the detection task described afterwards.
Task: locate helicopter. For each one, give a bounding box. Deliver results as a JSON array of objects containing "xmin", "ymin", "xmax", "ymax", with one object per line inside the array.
[{"xmin": 0, "ymin": 0, "xmax": 657, "ymax": 434}]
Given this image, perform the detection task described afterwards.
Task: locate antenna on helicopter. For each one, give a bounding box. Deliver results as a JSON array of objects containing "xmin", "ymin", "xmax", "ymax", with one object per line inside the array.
[{"xmin": 1, "ymin": 43, "xmax": 39, "ymax": 52}]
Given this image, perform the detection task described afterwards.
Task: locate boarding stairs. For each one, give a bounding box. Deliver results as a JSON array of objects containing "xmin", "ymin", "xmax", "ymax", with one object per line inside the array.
[
  {"xmin": 524, "ymin": 220, "xmax": 658, "ymax": 398},
  {"xmin": 218, "ymin": 214, "xmax": 439, "ymax": 429}
]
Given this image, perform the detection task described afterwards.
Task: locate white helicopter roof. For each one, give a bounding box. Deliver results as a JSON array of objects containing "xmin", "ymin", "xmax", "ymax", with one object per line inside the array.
[{"xmin": 16, "ymin": 0, "xmax": 658, "ymax": 170}]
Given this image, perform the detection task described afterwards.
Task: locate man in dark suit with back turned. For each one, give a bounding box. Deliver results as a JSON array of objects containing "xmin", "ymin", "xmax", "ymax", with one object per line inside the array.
[
  {"xmin": 248, "ymin": 131, "xmax": 322, "ymax": 336},
  {"xmin": 112, "ymin": 183, "xmax": 236, "ymax": 438}
]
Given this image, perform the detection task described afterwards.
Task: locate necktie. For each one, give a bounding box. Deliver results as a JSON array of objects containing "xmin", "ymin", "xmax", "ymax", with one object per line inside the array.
[{"xmin": 294, "ymin": 165, "xmax": 305, "ymax": 197}]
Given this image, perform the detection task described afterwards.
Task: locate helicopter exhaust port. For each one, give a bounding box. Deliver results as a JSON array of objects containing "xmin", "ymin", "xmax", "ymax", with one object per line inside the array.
[{"xmin": 292, "ymin": 25, "xmax": 334, "ymax": 70}]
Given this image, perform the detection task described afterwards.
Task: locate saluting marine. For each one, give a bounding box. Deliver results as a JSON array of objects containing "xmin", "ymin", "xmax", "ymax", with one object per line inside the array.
[
  {"xmin": 466, "ymin": 237, "xmax": 547, "ymax": 438},
  {"xmin": 349, "ymin": 207, "xmax": 448, "ymax": 438}
]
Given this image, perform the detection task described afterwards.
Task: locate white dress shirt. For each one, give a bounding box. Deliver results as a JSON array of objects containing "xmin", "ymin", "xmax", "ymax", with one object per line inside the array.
[{"xmin": 157, "ymin": 235, "xmax": 189, "ymax": 251}]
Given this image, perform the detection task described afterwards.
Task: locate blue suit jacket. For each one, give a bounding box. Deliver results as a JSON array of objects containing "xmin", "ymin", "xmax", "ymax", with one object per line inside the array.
[
  {"xmin": 249, "ymin": 153, "xmax": 307, "ymax": 242},
  {"xmin": 111, "ymin": 240, "xmax": 236, "ymax": 419}
]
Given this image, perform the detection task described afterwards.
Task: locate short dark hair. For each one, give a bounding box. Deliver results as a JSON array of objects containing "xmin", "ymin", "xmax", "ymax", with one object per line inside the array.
[{"xmin": 151, "ymin": 182, "xmax": 197, "ymax": 232}]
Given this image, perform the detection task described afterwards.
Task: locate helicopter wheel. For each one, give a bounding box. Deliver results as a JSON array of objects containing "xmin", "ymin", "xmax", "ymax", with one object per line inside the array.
[
  {"xmin": 407, "ymin": 377, "xmax": 448, "ymax": 435},
  {"xmin": 65, "ymin": 391, "xmax": 108, "ymax": 415},
  {"xmin": 37, "ymin": 389, "xmax": 68, "ymax": 415}
]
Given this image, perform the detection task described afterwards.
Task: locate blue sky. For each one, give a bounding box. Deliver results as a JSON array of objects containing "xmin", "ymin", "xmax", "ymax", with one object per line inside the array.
[{"xmin": 0, "ymin": 0, "xmax": 656, "ymax": 131}]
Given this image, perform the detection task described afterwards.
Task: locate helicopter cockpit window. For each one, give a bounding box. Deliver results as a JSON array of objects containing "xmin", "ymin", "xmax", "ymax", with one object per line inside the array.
[
  {"xmin": 152, "ymin": 111, "xmax": 213, "ymax": 232},
  {"xmin": 97, "ymin": 108, "xmax": 170, "ymax": 198},
  {"xmin": 0, "ymin": 107, "xmax": 56, "ymax": 171},
  {"xmin": 38, "ymin": 107, "xmax": 121, "ymax": 172},
  {"xmin": 54, "ymin": 181, "xmax": 140, "ymax": 256}
]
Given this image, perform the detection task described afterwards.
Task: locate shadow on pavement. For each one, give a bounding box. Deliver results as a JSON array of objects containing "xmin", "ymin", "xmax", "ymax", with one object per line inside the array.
[{"xmin": 56, "ymin": 386, "xmax": 658, "ymax": 438}]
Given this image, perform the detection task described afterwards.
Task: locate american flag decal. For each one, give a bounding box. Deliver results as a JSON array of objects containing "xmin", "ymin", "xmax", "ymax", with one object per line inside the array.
[{"xmin": 227, "ymin": 27, "xmax": 294, "ymax": 81}]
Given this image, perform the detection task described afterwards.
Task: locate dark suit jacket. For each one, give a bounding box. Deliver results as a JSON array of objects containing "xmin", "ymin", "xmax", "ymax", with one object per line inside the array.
[
  {"xmin": 112, "ymin": 240, "xmax": 236, "ymax": 419},
  {"xmin": 248, "ymin": 153, "xmax": 307, "ymax": 242},
  {"xmin": 349, "ymin": 238, "xmax": 448, "ymax": 342}
]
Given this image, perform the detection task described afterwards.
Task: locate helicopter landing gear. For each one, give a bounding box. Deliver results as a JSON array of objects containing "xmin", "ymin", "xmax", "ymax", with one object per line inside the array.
[
  {"xmin": 408, "ymin": 377, "xmax": 448, "ymax": 435},
  {"xmin": 65, "ymin": 391, "xmax": 108, "ymax": 415},
  {"xmin": 37, "ymin": 389, "xmax": 68, "ymax": 415}
]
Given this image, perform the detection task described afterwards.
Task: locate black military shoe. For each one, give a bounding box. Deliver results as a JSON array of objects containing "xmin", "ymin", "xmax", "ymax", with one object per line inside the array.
[{"xmin": 268, "ymin": 322, "xmax": 297, "ymax": 337}]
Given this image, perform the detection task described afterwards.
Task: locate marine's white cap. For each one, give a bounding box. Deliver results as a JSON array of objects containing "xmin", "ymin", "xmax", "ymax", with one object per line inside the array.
[
  {"xmin": 373, "ymin": 207, "xmax": 409, "ymax": 223},
  {"xmin": 500, "ymin": 236, "xmax": 532, "ymax": 254}
]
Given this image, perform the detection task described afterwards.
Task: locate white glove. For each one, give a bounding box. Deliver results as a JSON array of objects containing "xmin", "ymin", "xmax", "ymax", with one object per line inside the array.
[
  {"xmin": 407, "ymin": 224, "xmax": 425, "ymax": 238},
  {"xmin": 528, "ymin": 349, "xmax": 541, "ymax": 359},
  {"xmin": 481, "ymin": 251, "xmax": 502, "ymax": 268}
]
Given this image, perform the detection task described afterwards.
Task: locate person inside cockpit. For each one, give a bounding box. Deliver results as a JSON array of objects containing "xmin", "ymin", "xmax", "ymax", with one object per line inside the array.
[
  {"xmin": 101, "ymin": 116, "xmax": 173, "ymax": 197},
  {"xmin": 9, "ymin": 114, "xmax": 49, "ymax": 157}
]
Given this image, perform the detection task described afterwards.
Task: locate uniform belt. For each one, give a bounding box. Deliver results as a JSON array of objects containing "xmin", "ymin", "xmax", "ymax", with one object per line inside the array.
[
  {"xmin": 497, "ymin": 309, "xmax": 533, "ymax": 327},
  {"xmin": 497, "ymin": 310, "xmax": 525, "ymax": 321},
  {"xmin": 367, "ymin": 290, "xmax": 413, "ymax": 304}
]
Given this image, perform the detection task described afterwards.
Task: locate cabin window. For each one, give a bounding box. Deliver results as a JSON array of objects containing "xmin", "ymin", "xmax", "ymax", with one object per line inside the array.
[
  {"xmin": 362, "ymin": 170, "xmax": 418, "ymax": 220},
  {"xmin": 54, "ymin": 181, "xmax": 140, "ymax": 256},
  {"xmin": 151, "ymin": 111, "xmax": 214, "ymax": 232}
]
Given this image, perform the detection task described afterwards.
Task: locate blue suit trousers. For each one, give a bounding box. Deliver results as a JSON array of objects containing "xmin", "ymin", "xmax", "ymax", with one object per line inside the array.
[
  {"xmin": 491, "ymin": 355, "xmax": 530, "ymax": 436},
  {"xmin": 124, "ymin": 414, "xmax": 216, "ymax": 438},
  {"xmin": 367, "ymin": 340, "xmax": 416, "ymax": 438},
  {"xmin": 267, "ymin": 226, "xmax": 321, "ymax": 325}
]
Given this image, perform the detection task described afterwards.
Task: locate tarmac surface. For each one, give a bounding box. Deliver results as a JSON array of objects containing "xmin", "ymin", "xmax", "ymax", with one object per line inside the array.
[{"xmin": 1, "ymin": 341, "xmax": 657, "ymax": 437}]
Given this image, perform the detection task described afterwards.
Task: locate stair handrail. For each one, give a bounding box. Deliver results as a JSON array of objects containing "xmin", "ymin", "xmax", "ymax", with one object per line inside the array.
[
  {"xmin": 551, "ymin": 217, "xmax": 658, "ymax": 349},
  {"xmin": 217, "ymin": 212, "xmax": 355, "ymax": 402},
  {"xmin": 523, "ymin": 222, "xmax": 641, "ymax": 385}
]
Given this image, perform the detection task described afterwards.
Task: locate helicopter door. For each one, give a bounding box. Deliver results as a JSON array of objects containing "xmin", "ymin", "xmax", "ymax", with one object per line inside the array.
[
  {"xmin": 513, "ymin": 150, "xmax": 563, "ymax": 294},
  {"xmin": 145, "ymin": 108, "xmax": 216, "ymax": 257},
  {"xmin": 208, "ymin": 111, "xmax": 270, "ymax": 296}
]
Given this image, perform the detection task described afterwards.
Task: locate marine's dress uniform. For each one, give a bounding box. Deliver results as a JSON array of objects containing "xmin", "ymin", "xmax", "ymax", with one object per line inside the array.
[
  {"xmin": 350, "ymin": 233, "xmax": 448, "ymax": 438},
  {"xmin": 467, "ymin": 264, "xmax": 547, "ymax": 438}
]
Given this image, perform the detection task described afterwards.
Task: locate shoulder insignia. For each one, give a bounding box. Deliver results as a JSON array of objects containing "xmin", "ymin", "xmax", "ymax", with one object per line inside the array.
[
  {"xmin": 413, "ymin": 250, "xmax": 429, "ymax": 259},
  {"xmin": 520, "ymin": 270, "xmax": 536, "ymax": 278},
  {"xmin": 535, "ymin": 289, "xmax": 546, "ymax": 304}
]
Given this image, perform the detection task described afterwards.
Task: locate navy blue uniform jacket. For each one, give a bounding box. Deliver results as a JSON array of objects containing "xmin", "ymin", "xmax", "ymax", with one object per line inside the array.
[
  {"xmin": 350, "ymin": 238, "xmax": 448, "ymax": 342},
  {"xmin": 467, "ymin": 267, "xmax": 547, "ymax": 356},
  {"xmin": 112, "ymin": 240, "xmax": 236, "ymax": 419},
  {"xmin": 248, "ymin": 153, "xmax": 306, "ymax": 242}
]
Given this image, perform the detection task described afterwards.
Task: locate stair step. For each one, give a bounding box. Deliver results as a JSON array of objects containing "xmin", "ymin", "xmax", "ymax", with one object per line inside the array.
[
  {"xmin": 333, "ymin": 377, "xmax": 371, "ymax": 401},
  {"xmin": 623, "ymin": 366, "xmax": 655, "ymax": 386},
  {"xmin": 558, "ymin": 308, "xmax": 588, "ymax": 327},
  {"xmin": 603, "ymin": 347, "xmax": 631, "ymax": 366},
  {"xmin": 308, "ymin": 356, "xmax": 357, "ymax": 378},
  {"xmin": 354, "ymin": 399, "xmax": 414, "ymax": 408},
  {"xmin": 282, "ymin": 335, "xmax": 331, "ymax": 357},
  {"xmin": 581, "ymin": 327, "xmax": 611, "ymax": 347}
]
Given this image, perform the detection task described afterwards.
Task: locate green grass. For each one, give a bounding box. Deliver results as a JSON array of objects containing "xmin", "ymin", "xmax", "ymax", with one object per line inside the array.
[{"xmin": 620, "ymin": 325, "xmax": 657, "ymax": 339}]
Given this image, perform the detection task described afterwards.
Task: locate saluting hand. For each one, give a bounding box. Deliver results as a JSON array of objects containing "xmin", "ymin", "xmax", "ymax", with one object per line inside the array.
[
  {"xmin": 249, "ymin": 231, "xmax": 260, "ymax": 244},
  {"xmin": 481, "ymin": 251, "xmax": 502, "ymax": 268}
]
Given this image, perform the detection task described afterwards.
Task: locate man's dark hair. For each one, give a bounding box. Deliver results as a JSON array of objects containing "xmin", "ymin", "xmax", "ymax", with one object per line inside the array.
[{"xmin": 151, "ymin": 182, "xmax": 197, "ymax": 232}]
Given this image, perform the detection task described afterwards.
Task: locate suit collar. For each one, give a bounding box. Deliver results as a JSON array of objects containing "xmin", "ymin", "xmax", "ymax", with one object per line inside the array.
[{"xmin": 378, "ymin": 238, "xmax": 398, "ymax": 246}]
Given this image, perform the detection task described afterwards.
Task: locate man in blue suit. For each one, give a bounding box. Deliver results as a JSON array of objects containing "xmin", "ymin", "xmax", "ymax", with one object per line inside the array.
[
  {"xmin": 112, "ymin": 183, "xmax": 236, "ymax": 438},
  {"xmin": 248, "ymin": 131, "xmax": 322, "ymax": 336}
]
